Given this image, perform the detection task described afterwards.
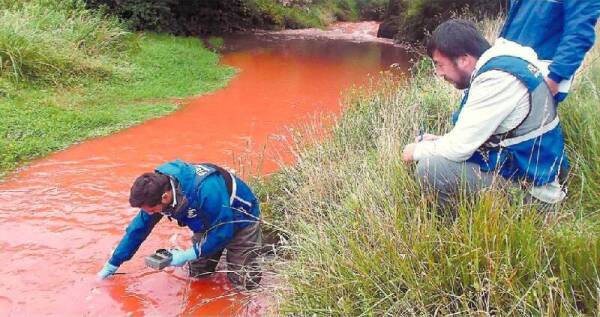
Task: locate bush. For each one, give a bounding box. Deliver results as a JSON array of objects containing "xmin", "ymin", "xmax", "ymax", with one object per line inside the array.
[
  {"xmin": 356, "ymin": 0, "xmax": 387, "ymax": 20},
  {"xmin": 378, "ymin": 0, "xmax": 508, "ymax": 43},
  {"xmin": 84, "ymin": 0, "xmax": 388, "ymax": 35}
]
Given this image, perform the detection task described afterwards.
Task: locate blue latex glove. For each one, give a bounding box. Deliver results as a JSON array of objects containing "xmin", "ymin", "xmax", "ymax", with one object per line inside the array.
[
  {"xmin": 169, "ymin": 248, "xmax": 197, "ymax": 267},
  {"xmin": 97, "ymin": 262, "xmax": 119, "ymax": 280}
]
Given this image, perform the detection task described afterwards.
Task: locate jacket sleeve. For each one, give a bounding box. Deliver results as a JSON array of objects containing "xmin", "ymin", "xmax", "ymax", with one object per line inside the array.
[
  {"xmin": 548, "ymin": 0, "xmax": 600, "ymax": 81},
  {"xmin": 196, "ymin": 175, "xmax": 234, "ymax": 257},
  {"xmin": 108, "ymin": 210, "xmax": 163, "ymax": 267}
]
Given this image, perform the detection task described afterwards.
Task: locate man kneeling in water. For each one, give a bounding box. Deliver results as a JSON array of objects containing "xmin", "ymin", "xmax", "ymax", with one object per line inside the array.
[{"xmin": 97, "ymin": 159, "xmax": 262, "ymax": 290}]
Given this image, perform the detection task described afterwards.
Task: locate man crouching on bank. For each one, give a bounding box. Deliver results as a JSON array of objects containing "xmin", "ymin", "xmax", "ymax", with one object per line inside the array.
[
  {"xmin": 402, "ymin": 19, "xmax": 569, "ymax": 213},
  {"xmin": 97, "ymin": 159, "xmax": 262, "ymax": 290}
]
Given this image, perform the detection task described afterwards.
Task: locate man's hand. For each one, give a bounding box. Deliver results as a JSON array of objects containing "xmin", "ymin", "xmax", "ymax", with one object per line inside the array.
[
  {"xmin": 544, "ymin": 76, "xmax": 559, "ymax": 96},
  {"xmin": 402, "ymin": 143, "xmax": 417, "ymax": 162},
  {"xmin": 169, "ymin": 248, "xmax": 197, "ymax": 267},
  {"xmin": 415, "ymin": 133, "xmax": 440, "ymax": 143},
  {"xmin": 97, "ymin": 262, "xmax": 119, "ymax": 280}
]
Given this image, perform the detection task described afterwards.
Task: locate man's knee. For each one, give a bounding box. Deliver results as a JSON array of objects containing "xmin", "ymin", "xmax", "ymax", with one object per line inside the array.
[
  {"xmin": 227, "ymin": 255, "xmax": 262, "ymax": 290},
  {"xmin": 188, "ymin": 251, "xmax": 222, "ymax": 278},
  {"xmin": 415, "ymin": 156, "xmax": 458, "ymax": 192},
  {"xmin": 226, "ymin": 223, "xmax": 263, "ymax": 289}
]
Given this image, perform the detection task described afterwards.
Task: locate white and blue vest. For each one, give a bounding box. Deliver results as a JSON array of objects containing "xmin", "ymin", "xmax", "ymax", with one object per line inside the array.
[{"xmin": 453, "ymin": 56, "xmax": 569, "ymax": 186}]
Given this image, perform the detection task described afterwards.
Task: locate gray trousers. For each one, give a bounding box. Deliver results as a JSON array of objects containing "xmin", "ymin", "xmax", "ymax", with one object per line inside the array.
[
  {"xmin": 189, "ymin": 221, "xmax": 262, "ymax": 290},
  {"xmin": 415, "ymin": 156, "xmax": 555, "ymax": 214}
]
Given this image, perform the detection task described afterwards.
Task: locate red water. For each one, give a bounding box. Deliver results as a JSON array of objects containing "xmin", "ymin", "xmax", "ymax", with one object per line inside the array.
[{"xmin": 0, "ymin": 22, "xmax": 408, "ymax": 316}]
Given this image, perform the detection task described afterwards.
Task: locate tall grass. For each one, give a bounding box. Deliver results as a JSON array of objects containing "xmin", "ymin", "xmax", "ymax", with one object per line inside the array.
[
  {"xmin": 261, "ymin": 20, "xmax": 600, "ymax": 315},
  {"xmin": 560, "ymin": 30, "xmax": 600, "ymax": 213},
  {"xmin": 0, "ymin": 0, "xmax": 133, "ymax": 88}
]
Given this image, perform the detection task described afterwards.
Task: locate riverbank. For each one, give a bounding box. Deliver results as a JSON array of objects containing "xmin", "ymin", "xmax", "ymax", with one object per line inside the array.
[
  {"xmin": 85, "ymin": 0, "xmax": 387, "ymax": 36},
  {"xmin": 0, "ymin": 2, "xmax": 234, "ymax": 176},
  {"xmin": 262, "ymin": 22, "xmax": 600, "ymax": 315}
]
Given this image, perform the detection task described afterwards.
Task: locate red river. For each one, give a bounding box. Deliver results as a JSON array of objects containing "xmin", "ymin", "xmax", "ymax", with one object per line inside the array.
[{"xmin": 0, "ymin": 22, "xmax": 408, "ymax": 316}]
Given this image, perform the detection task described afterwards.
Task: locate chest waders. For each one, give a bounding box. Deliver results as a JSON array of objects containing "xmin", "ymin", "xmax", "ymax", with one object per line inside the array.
[{"xmin": 453, "ymin": 56, "xmax": 569, "ymax": 187}]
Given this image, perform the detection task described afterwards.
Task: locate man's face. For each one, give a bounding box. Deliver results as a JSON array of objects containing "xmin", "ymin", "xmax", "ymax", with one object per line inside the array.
[
  {"xmin": 141, "ymin": 191, "xmax": 173, "ymax": 215},
  {"xmin": 141, "ymin": 203, "xmax": 166, "ymax": 215},
  {"xmin": 432, "ymin": 50, "xmax": 472, "ymax": 90}
]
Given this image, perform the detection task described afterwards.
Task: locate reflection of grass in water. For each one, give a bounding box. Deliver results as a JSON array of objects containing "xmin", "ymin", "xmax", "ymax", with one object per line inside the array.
[
  {"xmin": 185, "ymin": 289, "xmax": 238, "ymax": 315},
  {"xmin": 180, "ymin": 272, "xmax": 250, "ymax": 316},
  {"xmin": 258, "ymin": 20, "xmax": 600, "ymax": 316},
  {"xmin": 207, "ymin": 36, "xmax": 225, "ymax": 51},
  {"xmin": 178, "ymin": 250, "xmax": 280, "ymax": 315}
]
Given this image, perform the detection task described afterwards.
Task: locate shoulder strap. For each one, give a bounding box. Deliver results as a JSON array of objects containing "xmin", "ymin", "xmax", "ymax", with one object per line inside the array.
[
  {"xmin": 474, "ymin": 56, "xmax": 557, "ymax": 148},
  {"xmin": 476, "ymin": 56, "xmax": 544, "ymax": 92},
  {"xmin": 193, "ymin": 163, "xmax": 233, "ymax": 197}
]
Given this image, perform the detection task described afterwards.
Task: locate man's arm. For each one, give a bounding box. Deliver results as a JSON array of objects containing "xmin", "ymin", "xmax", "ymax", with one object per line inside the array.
[
  {"xmin": 406, "ymin": 71, "xmax": 528, "ymax": 162},
  {"xmin": 98, "ymin": 210, "xmax": 162, "ymax": 279},
  {"xmin": 107, "ymin": 211, "xmax": 163, "ymax": 267},
  {"xmin": 548, "ymin": 0, "xmax": 600, "ymax": 82}
]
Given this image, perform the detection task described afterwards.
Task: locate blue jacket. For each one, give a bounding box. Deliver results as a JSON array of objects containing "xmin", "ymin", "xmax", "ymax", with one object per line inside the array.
[
  {"xmin": 108, "ymin": 160, "xmax": 260, "ymax": 267},
  {"xmin": 455, "ymin": 56, "xmax": 569, "ymax": 187},
  {"xmin": 500, "ymin": 0, "xmax": 600, "ymax": 84}
]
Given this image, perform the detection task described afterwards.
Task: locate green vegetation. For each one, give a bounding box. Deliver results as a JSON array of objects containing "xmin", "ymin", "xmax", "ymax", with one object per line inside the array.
[
  {"xmin": 0, "ymin": 0, "xmax": 132, "ymax": 89},
  {"xmin": 0, "ymin": 1, "xmax": 235, "ymax": 175},
  {"xmin": 261, "ymin": 20, "xmax": 600, "ymax": 315},
  {"xmin": 85, "ymin": 0, "xmax": 388, "ymax": 35},
  {"xmin": 248, "ymin": 0, "xmax": 387, "ymax": 27},
  {"xmin": 378, "ymin": 0, "xmax": 508, "ymax": 42}
]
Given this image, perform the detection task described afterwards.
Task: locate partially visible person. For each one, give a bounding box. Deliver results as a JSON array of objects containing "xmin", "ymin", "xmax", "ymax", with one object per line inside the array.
[
  {"xmin": 402, "ymin": 19, "xmax": 569, "ymax": 213},
  {"xmin": 499, "ymin": 0, "xmax": 600, "ymax": 102},
  {"xmin": 97, "ymin": 159, "xmax": 262, "ymax": 290}
]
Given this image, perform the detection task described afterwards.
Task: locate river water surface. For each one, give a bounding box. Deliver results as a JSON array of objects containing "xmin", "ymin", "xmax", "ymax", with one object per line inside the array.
[{"xmin": 0, "ymin": 22, "xmax": 409, "ymax": 316}]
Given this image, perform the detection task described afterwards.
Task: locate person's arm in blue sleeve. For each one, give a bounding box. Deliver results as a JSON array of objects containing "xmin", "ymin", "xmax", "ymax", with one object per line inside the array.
[
  {"xmin": 108, "ymin": 210, "xmax": 163, "ymax": 267},
  {"xmin": 548, "ymin": 0, "xmax": 600, "ymax": 82},
  {"xmin": 197, "ymin": 175, "xmax": 234, "ymax": 257}
]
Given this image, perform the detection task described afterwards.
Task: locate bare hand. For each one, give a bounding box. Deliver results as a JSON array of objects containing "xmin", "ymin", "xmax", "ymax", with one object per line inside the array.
[
  {"xmin": 544, "ymin": 76, "xmax": 559, "ymax": 96},
  {"xmin": 402, "ymin": 143, "xmax": 417, "ymax": 162},
  {"xmin": 415, "ymin": 133, "xmax": 440, "ymax": 143}
]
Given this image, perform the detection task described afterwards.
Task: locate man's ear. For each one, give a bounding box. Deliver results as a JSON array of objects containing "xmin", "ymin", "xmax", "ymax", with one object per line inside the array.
[
  {"xmin": 456, "ymin": 55, "xmax": 470, "ymax": 68},
  {"xmin": 161, "ymin": 191, "xmax": 172, "ymax": 205},
  {"xmin": 461, "ymin": 54, "xmax": 478, "ymax": 69}
]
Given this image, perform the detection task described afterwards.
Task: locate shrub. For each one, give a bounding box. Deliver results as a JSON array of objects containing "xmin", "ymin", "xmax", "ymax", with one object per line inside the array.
[
  {"xmin": 84, "ymin": 0, "xmax": 388, "ymax": 35},
  {"xmin": 378, "ymin": 0, "xmax": 508, "ymax": 43}
]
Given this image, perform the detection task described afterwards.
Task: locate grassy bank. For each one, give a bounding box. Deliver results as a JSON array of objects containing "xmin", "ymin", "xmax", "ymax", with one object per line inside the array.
[
  {"xmin": 0, "ymin": 1, "xmax": 235, "ymax": 176},
  {"xmin": 261, "ymin": 21, "xmax": 600, "ymax": 315}
]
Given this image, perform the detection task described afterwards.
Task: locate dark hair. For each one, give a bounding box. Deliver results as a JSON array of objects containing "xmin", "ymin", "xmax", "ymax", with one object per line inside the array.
[
  {"xmin": 129, "ymin": 172, "xmax": 171, "ymax": 207},
  {"xmin": 426, "ymin": 19, "xmax": 490, "ymax": 60}
]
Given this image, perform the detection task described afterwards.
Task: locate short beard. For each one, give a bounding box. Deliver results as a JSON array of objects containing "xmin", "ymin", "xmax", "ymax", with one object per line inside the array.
[{"xmin": 454, "ymin": 69, "xmax": 471, "ymax": 90}]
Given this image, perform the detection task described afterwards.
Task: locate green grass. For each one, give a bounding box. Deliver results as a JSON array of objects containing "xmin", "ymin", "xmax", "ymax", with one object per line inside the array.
[
  {"xmin": 0, "ymin": 0, "xmax": 133, "ymax": 87},
  {"xmin": 0, "ymin": 31, "xmax": 235, "ymax": 175},
  {"xmin": 259, "ymin": 21, "xmax": 600, "ymax": 316},
  {"xmin": 247, "ymin": 0, "xmax": 384, "ymax": 29}
]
